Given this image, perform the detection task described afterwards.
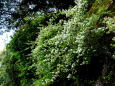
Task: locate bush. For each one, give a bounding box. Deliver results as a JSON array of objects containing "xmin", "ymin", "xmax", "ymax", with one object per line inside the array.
[{"xmin": 1, "ymin": 0, "xmax": 115, "ymax": 86}]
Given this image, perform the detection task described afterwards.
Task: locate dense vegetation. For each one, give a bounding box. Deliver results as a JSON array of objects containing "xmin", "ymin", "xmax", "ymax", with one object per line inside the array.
[{"xmin": 0, "ymin": 0, "xmax": 115, "ymax": 86}]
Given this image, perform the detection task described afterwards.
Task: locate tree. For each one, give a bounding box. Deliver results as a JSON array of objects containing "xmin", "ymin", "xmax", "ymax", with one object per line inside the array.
[{"xmin": 12, "ymin": 0, "xmax": 75, "ymax": 19}]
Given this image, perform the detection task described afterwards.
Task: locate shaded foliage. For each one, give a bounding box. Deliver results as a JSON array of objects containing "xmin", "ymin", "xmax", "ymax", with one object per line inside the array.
[
  {"xmin": 2, "ymin": 11, "xmax": 68, "ymax": 86},
  {"xmin": 12, "ymin": 0, "xmax": 75, "ymax": 19}
]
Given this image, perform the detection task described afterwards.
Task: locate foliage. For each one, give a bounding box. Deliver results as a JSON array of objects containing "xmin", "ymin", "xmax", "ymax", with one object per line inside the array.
[
  {"xmin": 1, "ymin": 0, "xmax": 115, "ymax": 86},
  {"xmin": 2, "ymin": 13, "xmax": 47, "ymax": 86},
  {"xmin": 1, "ymin": 10, "xmax": 68, "ymax": 86},
  {"xmin": 32, "ymin": 0, "xmax": 115, "ymax": 86},
  {"xmin": 12, "ymin": 0, "xmax": 75, "ymax": 19}
]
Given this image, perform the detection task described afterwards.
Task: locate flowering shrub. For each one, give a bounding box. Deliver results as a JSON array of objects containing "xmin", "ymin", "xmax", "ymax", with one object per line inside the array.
[
  {"xmin": 1, "ymin": 0, "xmax": 114, "ymax": 86},
  {"xmin": 32, "ymin": 0, "xmax": 114, "ymax": 86}
]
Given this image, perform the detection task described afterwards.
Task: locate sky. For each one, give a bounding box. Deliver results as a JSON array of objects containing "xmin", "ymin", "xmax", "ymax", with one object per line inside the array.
[
  {"xmin": 0, "ymin": 29, "xmax": 15, "ymax": 50},
  {"xmin": 0, "ymin": 0, "xmax": 16, "ymax": 51}
]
